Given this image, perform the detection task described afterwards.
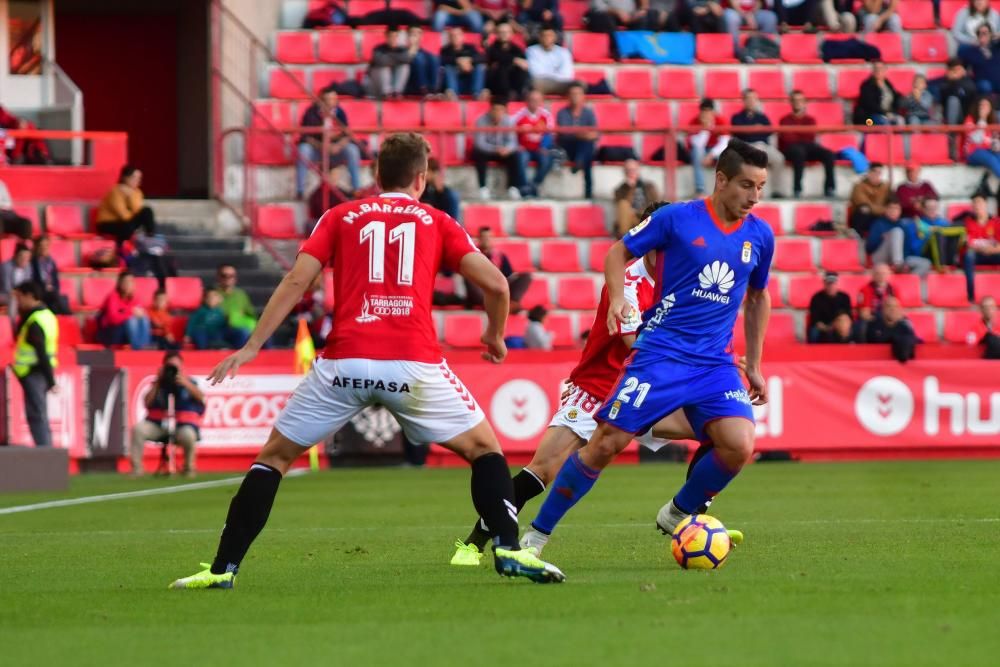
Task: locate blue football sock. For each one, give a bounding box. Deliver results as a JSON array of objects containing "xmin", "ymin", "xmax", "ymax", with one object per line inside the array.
[
  {"xmin": 530, "ymin": 452, "xmax": 602, "ymax": 535},
  {"xmin": 673, "ymin": 449, "xmax": 739, "ymax": 514}
]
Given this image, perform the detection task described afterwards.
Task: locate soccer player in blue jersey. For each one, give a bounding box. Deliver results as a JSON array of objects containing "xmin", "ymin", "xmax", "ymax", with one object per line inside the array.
[{"xmin": 521, "ymin": 138, "xmax": 774, "ymax": 556}]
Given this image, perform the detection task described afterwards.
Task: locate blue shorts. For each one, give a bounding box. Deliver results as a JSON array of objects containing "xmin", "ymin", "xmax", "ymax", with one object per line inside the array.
[{"xmin": 595, "ymin": 351, "xmax": 755, "ymax": 442}]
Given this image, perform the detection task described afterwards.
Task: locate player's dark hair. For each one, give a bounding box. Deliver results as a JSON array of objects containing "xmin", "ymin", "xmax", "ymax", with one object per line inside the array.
[
  {"xmin": 376, "ymin": 132, "xmax": 429, "ymax": 191},
  {"xmin": 13, "ymin": 280, "xmax": 44, "ymax": 301},
  {"xmin": 716, "ymin": 138, "xmax": 768, "ymax": 178},
  {"xmin": 638, "ymin": 200, "xmax": 671, "ymax": 221}
]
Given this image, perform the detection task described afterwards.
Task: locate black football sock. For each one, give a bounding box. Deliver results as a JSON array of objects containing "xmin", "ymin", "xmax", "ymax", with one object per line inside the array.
[
  {"xmin": 469, "ymin": 452, "xmax": 520, "ymax": 550},
  {"xmin": 465, "ymin": 467, "xmax": 546, "ymax": 549},
  {"xmin": 210, "ymin": 463, "xmax": 282, "ymax": 574},
  {"xmin": 687, "ymin": 443, "xmax": 715, "ymax": 514}
]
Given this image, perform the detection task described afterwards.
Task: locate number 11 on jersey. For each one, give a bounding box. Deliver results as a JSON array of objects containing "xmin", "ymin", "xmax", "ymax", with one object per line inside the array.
[{"xmin": 360, "ymin": 220, "xmax": 415, "ymax": 285}]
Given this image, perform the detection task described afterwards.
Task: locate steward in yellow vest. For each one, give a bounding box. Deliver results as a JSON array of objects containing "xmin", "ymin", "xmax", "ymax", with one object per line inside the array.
[{"xmin": 11, "ymin": 281, "xmax": 58, "ymax": 447}]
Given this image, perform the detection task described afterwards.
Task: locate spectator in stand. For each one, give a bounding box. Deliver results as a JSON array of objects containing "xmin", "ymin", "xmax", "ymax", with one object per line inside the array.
[
  {"xmin": 807, "ymin": 271, "xmax": 853, "ymax": 342},
  {"xmin": 521, "ymin": 0, "xmax": 565, "ymax": 38},
  {"xmin": 524, "ymin": 305, "xmax": 554, "ymax": 350},
  {"xmin": 932, "ymin": 58, "xmax": 979, "ymax": 129},
  {"xmin": 368, "ymin": 26, "xmax": 411, "ymax": 100},
  {"xmin": 899, "ymin": 74, "xmax": 935, "ymax": 126},
  {"xmin": 0, "ymin": 105, "xmax": 51, "ymax": 164},
  {"xmin": 0, "ymin": 178, "xmax": 32, "ymax": 241},
  {"xmin": 512, "ymin": 89, "xmax": 556, "ymax": 197},
  {"xmin": 473, "ymin": 97, "xmax": 528, "ymax": 200},
  {"xmin": 216, "ymin": 263, "xmax": 257, "ymax": 348},
  {"xmin": 900, "ymin": 200, "xmax": 949, "ymax": 276},
  {"xmin": 404, "ymin": 26, "xmax": 440, "ymax": 97},
  {"xmin": 680, "ymin": 1, "xmax": 726, "ymax": 33},
  {"xmin": 148, "ymin": 289, "xmax": 178, "ymax": 350},
  {"xmin": 849, "ymin": 162, "xmax": 889, "ymax": 237},
  {"xmin": 0, "ymin": 243, "xmax": 33, "ymax": 313},
  {"xmin": 468, "ymin": 226, "xmax": 532, "ymax": 310},
  {"xmin": 959, "ymin": 24, "xmax": 1000, "ymax": 95},
  {"xmin": 857, "ymin": 262, "xmax": 896, "ymax": 322},
  {"xmin": 29, "ymin": 236, "xmax": 69, "ymax": 314},
  {"xmin": 95, "ymin": 165, "xmax": 157, "ymax": 249},
  {"xmin": 963, "ymin": 192, "xmax": 1000, "ymax": 300},
  {"xmin": 952, "ymin": 0, "xmax": 1000, "ymax": 45},
  {"xmin": 485, "ymin": 22, "xmax": 530, "ymax": 100},
  {"xmin": 556, "ymin": 82, "xmax": 598, "ymax": 199},
  {"xmin": 687, "ymin": 99, "xmax": 731, "ymax": 196},
  {"xmin": 896, "ymin": 164, "xmax": 938, "ymax": 219},
  {"xmin": 780, "ymin": 90, "xmax": 836, "ymax": 198},
  {"xmin": 353, "ymin": 164, "xmax": 381, "ymax": 199},
  {"xmin": 866, "ymin": 198, "xmax": 933, "ymax": 275},
  {"xmin": 586, "ymin": 0, "xmax": 660, "ymax": 39},
  {"xmin": 965, "ymin": 97, "xmax": 1000, "ymax": 179},
  {"xmin": 817, "ymin": 0, "xmax": 857, "ymax": 33},
  {"xmin": 186, "ymin": 288, "xmax": 228, "ymax": 350},
  {"xmin": 433, "ymin": 0, "xmax": 485, "ymax": 32},
  {"xmin": 96, "ymin": 271, "xmax": 152, "ymax": 350},
  {"xmin": 613, "ymin": 159, "xmax": 659, "ymax": 238},
  {"xmin": 307, "ymin": 168, "xmax": 351, "ymax": 221},
  {"xmin": 440, "ymin": 26, "xmax": 486, "ymax": 99},
  {"xmin": 478, "ymin": 0, "xmax": 522, "ymax": 35},
  {"xmin": 724, "ymin": 1, "xmax": 778, "ymax": 51},
  {"xmin": 526, "ymin": 26, "xmax": 574, "ymax": 96},
  {"xmin": 857, "ymin": 0, "xmax": 900, "ymax": 33},
  {"xmin": 968, "ymin": 295, "xmax": 998, "ymax": 346},
  {"xmin": 915, "ymin": 197, "xmax": 965, "ymax": 271},
  {"xmin": 860, "ymin": 296, "xmax": 920, "ymax": 362},
  {"xmin": 648, "ymin": 0, "xmax": 687, "ymax": 31},
  {"xmin": 775, "ymin": 0, "xmax": 818, "ymax": 31},
  {"xmin": 302, "ymin": 0, "xmax": 347, "ymax": 27},
  {"xmin": 827, "ymin": 312, "xmax": 859, "ymax": 343},
  {"xmin": 420, "ymin": 158, "xmax": 461, "ymax": 220},
  {"xmin": 297, "ymin": 88, "xmax": 362, "ymax": 198},
  {"xmin": 853, "ymin": 61, "xmax": 901, "ymax": 126},
  {"xmin": 731, "ymin": 88, "xmax": 786, "ymax": 198}
]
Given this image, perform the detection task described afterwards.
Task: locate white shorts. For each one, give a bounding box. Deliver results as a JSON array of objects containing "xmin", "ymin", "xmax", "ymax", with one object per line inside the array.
[
  {"xmin": 275, "ymin": 358, "xmax": 485, "ymax": 446},
  {"xmin": 548, "ymin": 384, "xmax": 671, "ymax": 451}
]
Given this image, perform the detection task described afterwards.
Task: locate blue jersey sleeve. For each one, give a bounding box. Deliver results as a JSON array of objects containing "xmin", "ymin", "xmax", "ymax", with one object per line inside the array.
[
  {"xmin": 749, "ymin": 225, "xmax": 775, "ymax": 291},
  {"xmin": 622, "ymin": 206, "xmax": 672, "ymax": 258}
]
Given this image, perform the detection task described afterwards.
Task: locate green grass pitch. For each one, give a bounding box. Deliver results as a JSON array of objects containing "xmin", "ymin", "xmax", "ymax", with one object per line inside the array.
[{"xmin": 2, "ymin": 460, "xmax": 1000, "ymax": 666}]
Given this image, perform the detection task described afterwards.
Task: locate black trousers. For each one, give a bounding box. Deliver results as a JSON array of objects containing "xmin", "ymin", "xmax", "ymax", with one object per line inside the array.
[
  {"xmin": 96, "ymin": 206, "xmax": 157, "ymax": 246},
  {"xmin": 18, "ymin": 371, "xmax": 51, "ymax": 447},
  {"xmin": 782, "ymin": 142, "xmax": 835, "ymax": 193},
  {"xmin": 775, "ymin": 0, "xmax": 818, "ymax": 25},
  {"xmin": 0, "ymin": 208, "xmax": 32, "ymax": 241},
  {"xmin": 484, "ymin": 65, "xmax": 529, "ymax": 100}
]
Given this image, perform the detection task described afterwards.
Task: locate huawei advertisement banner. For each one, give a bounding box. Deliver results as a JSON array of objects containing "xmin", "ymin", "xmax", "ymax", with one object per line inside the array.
[{"xmin": 5, "ymin": 366, "xmax": 86, "ymax": 456}]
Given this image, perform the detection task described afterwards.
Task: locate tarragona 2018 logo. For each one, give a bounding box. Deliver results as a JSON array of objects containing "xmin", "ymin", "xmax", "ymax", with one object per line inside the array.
[{"xmin": 854, "ymin": 376, "xmax": 1000, "ymax": 437}]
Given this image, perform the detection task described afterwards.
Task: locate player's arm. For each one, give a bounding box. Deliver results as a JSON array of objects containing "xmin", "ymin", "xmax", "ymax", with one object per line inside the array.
[
  {"xmin": 743, "ymin": 285, "xmax": 771, "ymax": 405},
  {"xmin": 458, "ymin": 252, "xmax": 510, "ymax": 364},
  {"xmin": 209, "ymin": 253, "xmax": 324, "ymax": 383},
  {"xmin": 604, "ymin": 240, "xmax": 635, "ymax": 335}
]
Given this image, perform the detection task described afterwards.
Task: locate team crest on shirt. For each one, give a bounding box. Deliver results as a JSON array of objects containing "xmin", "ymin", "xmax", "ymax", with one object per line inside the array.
[
  {"xmin": 741, "ymin": 241, "xmax": 753, "ymax": 264},
  {"xmin": 608, "ymin": 401, "xmax": 622, "ymax": 419},
  {"xmin": 567, "ymin": 408, "xmax": 579, "ymax": 421}
]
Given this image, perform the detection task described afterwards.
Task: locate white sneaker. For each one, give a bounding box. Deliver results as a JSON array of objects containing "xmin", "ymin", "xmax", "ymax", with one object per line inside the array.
[
  {"xmin": 507, "ymin": 186, "xmax": 522, "ymax": 200},
  {"xmin": 520, "ymin": 528, "xmax": 550, "ymax": 556},
  {"xmin": 655, "ymin": 500, "xmax": 689, "ymax": 536},
  {"xmin": 479, "ymin": 186, "xmax": 490, "ymax": 200}
]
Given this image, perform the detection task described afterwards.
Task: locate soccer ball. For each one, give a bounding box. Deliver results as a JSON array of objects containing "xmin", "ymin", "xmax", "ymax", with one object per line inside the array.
[{"xmin": 670, "ymin": 514, "xmax": 731, "ymax": 570}]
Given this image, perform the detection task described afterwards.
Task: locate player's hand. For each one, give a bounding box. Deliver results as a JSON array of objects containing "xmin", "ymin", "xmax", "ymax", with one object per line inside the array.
[
  {"xmin": 208, "ymin": 346, "xmax": 258, "ymax": 385},
  {"xmin": 606, "ymin": 297, "xmax": 632, "ymax": 335},
  {"xmin": 745, "ymin": 367, "xmax": 768, "ymax": 406},
  {"xmin": 481, "ymin": 331, "xmax": 507, "ymax": 364},
  {"xmin": 736, "ymin": 355, "xmax": 748, "ymax": 374}
]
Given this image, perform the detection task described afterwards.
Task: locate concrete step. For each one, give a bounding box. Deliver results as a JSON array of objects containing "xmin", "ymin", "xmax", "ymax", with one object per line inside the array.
[
  {"xmin": 165, "ymin": 235, "xmax": 248, "ymax": 253},
  {"xmin": 175, "ymin": 250, "xmax": 260, "ymax": 271}
]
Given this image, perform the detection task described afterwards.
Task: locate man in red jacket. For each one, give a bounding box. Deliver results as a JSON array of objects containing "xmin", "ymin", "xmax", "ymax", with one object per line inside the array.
[{"xmin": 778, "ymin": 90, "xmax": 836, "ymax": 198}]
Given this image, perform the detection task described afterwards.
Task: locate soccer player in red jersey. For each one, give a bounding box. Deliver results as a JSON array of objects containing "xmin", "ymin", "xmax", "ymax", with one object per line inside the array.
[{"xmin": 171, "ymin": 133, "xmax": 564, "ymax": 589}]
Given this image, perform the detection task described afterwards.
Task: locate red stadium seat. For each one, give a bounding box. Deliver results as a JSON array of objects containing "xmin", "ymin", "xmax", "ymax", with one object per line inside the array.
[
  {"xmin": 752, "ymin": 204, "xmax": 783, "ymax": 236},
  {"xmin": 927, "ymin": 273, "xmax": 969, "ymax": 307},
  {"xmin": 256, "ymin": 204, "xmax": 298, "ymax": 239},
  {"xmin": 907, "ymin": 310, "xmax": 939, "ymax": 343},
  {"xmin": 767, "ymin": 311, "xmax": 799, "ymax": 344},
  {"xmin": 557, "ymin": 276, "xmax": 599, "ymax": 310},
  {"xmin": 886, "ymin": 68, "xmax": 916, "ymax": 95},
  {"xmin": 946, "ymin": 202, "xmax": 972, "ymax": 220},
  {"xmin": 77, "ymin": 239, "xmax": 116, "ymax": 269},
  {"xmin": 540, "ymin": 240, "xmax": 581, "ymax": 272},
  {"xmin": 275, "ymin": 31, "xmax": 316, "ymax": 64},
  {"xmin": 748, "ymin": 69, "xmax": 787, "ymax": 99},
  {"xmin": 635, "ymin": 101, "xmax": 672, "ymax": 129},
  {"xmin": 787, "ymin": 274, "xmax": 838, "ymax": 309},
  {"xmin": 975, "ymin": 273, "xmax": 1000, "ymax": 299},
  {"xmin": 792, "ymin": 68, "xmax": 833, "ymax": 99},
  {"xmin": 805, "ymin": 101, "xmax": 845, "ymax": 123},
  {"xmin": 251, "ymin": 100, "xmax": 293, "ymax": 129},
  {"xmin": 899, "ymin": 1, "xmax": 936, "ymax": 29},
  {"xmin": 820, "ymin": 238, "xmax": 863, "ymax": 272},
  {"xmin": 47, "ymin": 239, "xmax": 76, "ymax": 268},
  {"xmin": 864, "ymin": 32, "xmax": 904, "ymax": 63},
  {"xmin": 589, "ymin": 239, "xmax": 615, "ymax": 271},
  {"xmin": 571, "ymin": 32, "xmax": 612, "ymax": 63},
  {"xmin": 768, "ymin": 277, "xmax": 784, "ymax": 308},
  {"xmin": 943, "ymin": 310, "xmax": 985, "ymax": 344},
  {"xmin": 443, "ymin": 313, "xmax": 484, "ymax": 348},
  {"xmin": 82, "ymin": 276, "xmax": 117, "ymax": 309},
  {"xmin": 761, "ymin": 101, "xmax": 791, "ymax": 122},
  {"xmin": 505, "ymin": 313, "xmax": 528, "ymax": 338},
  {"xmin": 892, "ymin": 273, "xmax": 924, "ymax": 308},
  {"xmin": 864, "ymin": 134, "xmax": 906, "ymax": 163},
  {"xmin": 494, "ymin": 240, "xmax": 533, "ymax": 272},
  {"xmin": 696, "ymin": 33, "xmax": 737, "ymax": 63},
  {"xmin": 11, "ymin": 205, "xmax": 41, "ymax": 236},
  {"xmin": 836, "ymin": 67, "xmax": 870, "ymax": 100},
  {"xmin": 780, "ymin": 34, "xmax": 821, "ymax": 64},
  {"xmin": 339, "ymin": 100, "xmax": 378, "ymax": 128},
  {"xmin": 61, "ymin": 277, "xmax": 80, "ymax": 310},
  {"xmin": 422, "ymin": 101, "xmax": 462, "ymax": 129},
  {"xmin": 268, "ymin": 68, "xmax": 309, "ymax": 99},
  {"xmin": 574, "ymin": 68, "xmax": 609, "ymax": 93},
  {"xmin": 463, "ymin": 100, "xmax": 489, "ymax": 126},
  {"xmin": 818, "ymin": 132, "xmax": 861, "ymax": 154},
  {"xmin": 56, "ymin": 315, "xmax": 81, "ymax": 347},
  {"xmin": 519, "ymin": 278, "xmax": 551, "ymax": 309},
  {"xmin": 592, "ymin": 101, "xmax": 631, "ymax": 130},
  {"xmin": 909, "ymin": 133, "xmax": 952, "ymax": 165},
  {"xmin": 773, "ymin": 238, "xmax": 815, "ymax": 272},
  {"xmin": 641, "ymin": 134, "xmax": 666, "ymax": 162},
  {"xmin": 562, "ymin": 1, "xmax": 588, "ymax": 29},
  {"xmin": 380, "ymin": 100, "xmax": 421, "ymax": 130},
  {"xmin": 793, "ymin": 204, "xmax": 834, "ymax": 234},
  {"xmin": 310, "ymin": 69, "xmax": 348, "ymax": 94},
  {"xmin": 133, "ymin": 277, "xmax": 159, "ymax": 307},
  {"xmin": 703, "ymin": 69, "xmax": 742, "ymax": 99},
  {"xmin": 44, "ymin": 205, "xmax": 89, "ymax": 238},
  {"xmin": 616, "ymin": 69, "xmax": 654, "ymax": 99},
  {"xmin": 360, "ymin": 32, "xmax": 385, "ymax": 61},
  {"xmin": 657, "ymin": 68, "xmax": 697, "ymax": 99},
  {"xmin": 566, "ymin": 205, "xmax": 607, "ymax": 237},
  {"xmin": 166, "ymin": 277, "xmax": 205, "ymax": 311},
  {"xmin": 940, "ymin": 0, "xmax": 965, "ymax": 28},
  {"xmin": 910, "ymin": 33, "xmax": 949, "ymax": 63},
  {"xmin": 463, "ymin": 204, "xmax": 503, "ymax": 235},
  {"xmin": 317, "ymin": 30, "xmax": 359, "ymax": 63},
  {"xmin": 515, "ymin": 206, "xmax": 555, "ymax": 237},
  {"xmin": 546, "ymin": 313, "xmax": 577, "ymax": 348},
  {"xmin": 247, "ymin": 131, "xmax": 292, "ymax": 165}
]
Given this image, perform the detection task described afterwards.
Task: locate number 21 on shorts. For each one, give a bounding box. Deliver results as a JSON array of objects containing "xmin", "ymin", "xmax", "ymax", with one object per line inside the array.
[{"xmin": 609, "ymin": 377, "xmax": 650, "ymax": 418}]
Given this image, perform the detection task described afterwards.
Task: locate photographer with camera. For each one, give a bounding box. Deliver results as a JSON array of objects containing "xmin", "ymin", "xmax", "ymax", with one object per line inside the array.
[{"xmin": 130, "ymin": 351, "xmax": 206, "ymax": 476}]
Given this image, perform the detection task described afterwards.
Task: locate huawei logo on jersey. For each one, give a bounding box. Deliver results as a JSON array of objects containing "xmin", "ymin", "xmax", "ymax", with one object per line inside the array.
[
  {"xmin": 692, "ymin": 261, "xmax": 735, "ymax": 304},
  {"xmin": 355, "ymin": 293, "xmax": 381, "ymax": 323}
]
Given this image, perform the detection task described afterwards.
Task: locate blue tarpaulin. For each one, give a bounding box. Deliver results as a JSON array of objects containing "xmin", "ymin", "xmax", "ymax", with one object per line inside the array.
[{"xmin": 614, "ymin": 32, "xmax": 695, "ymax": 65}]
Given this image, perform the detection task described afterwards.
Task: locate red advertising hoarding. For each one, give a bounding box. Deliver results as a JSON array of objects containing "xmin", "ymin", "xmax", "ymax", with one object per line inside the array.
[{"xmin": 5, "ymin": 366, "xmax": 87, "ymax": 457}]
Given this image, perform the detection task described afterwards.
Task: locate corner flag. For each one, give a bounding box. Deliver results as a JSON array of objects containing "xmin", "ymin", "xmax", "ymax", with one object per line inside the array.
[{"xmin": 294, "ymin": 317, "xmax": 320, "ymax": 470}]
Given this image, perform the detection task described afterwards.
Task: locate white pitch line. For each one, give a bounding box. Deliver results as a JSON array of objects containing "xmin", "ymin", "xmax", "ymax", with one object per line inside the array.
[{"xmin": 0, "ymin": 470, "xmax": 308, "ymax": 516}]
